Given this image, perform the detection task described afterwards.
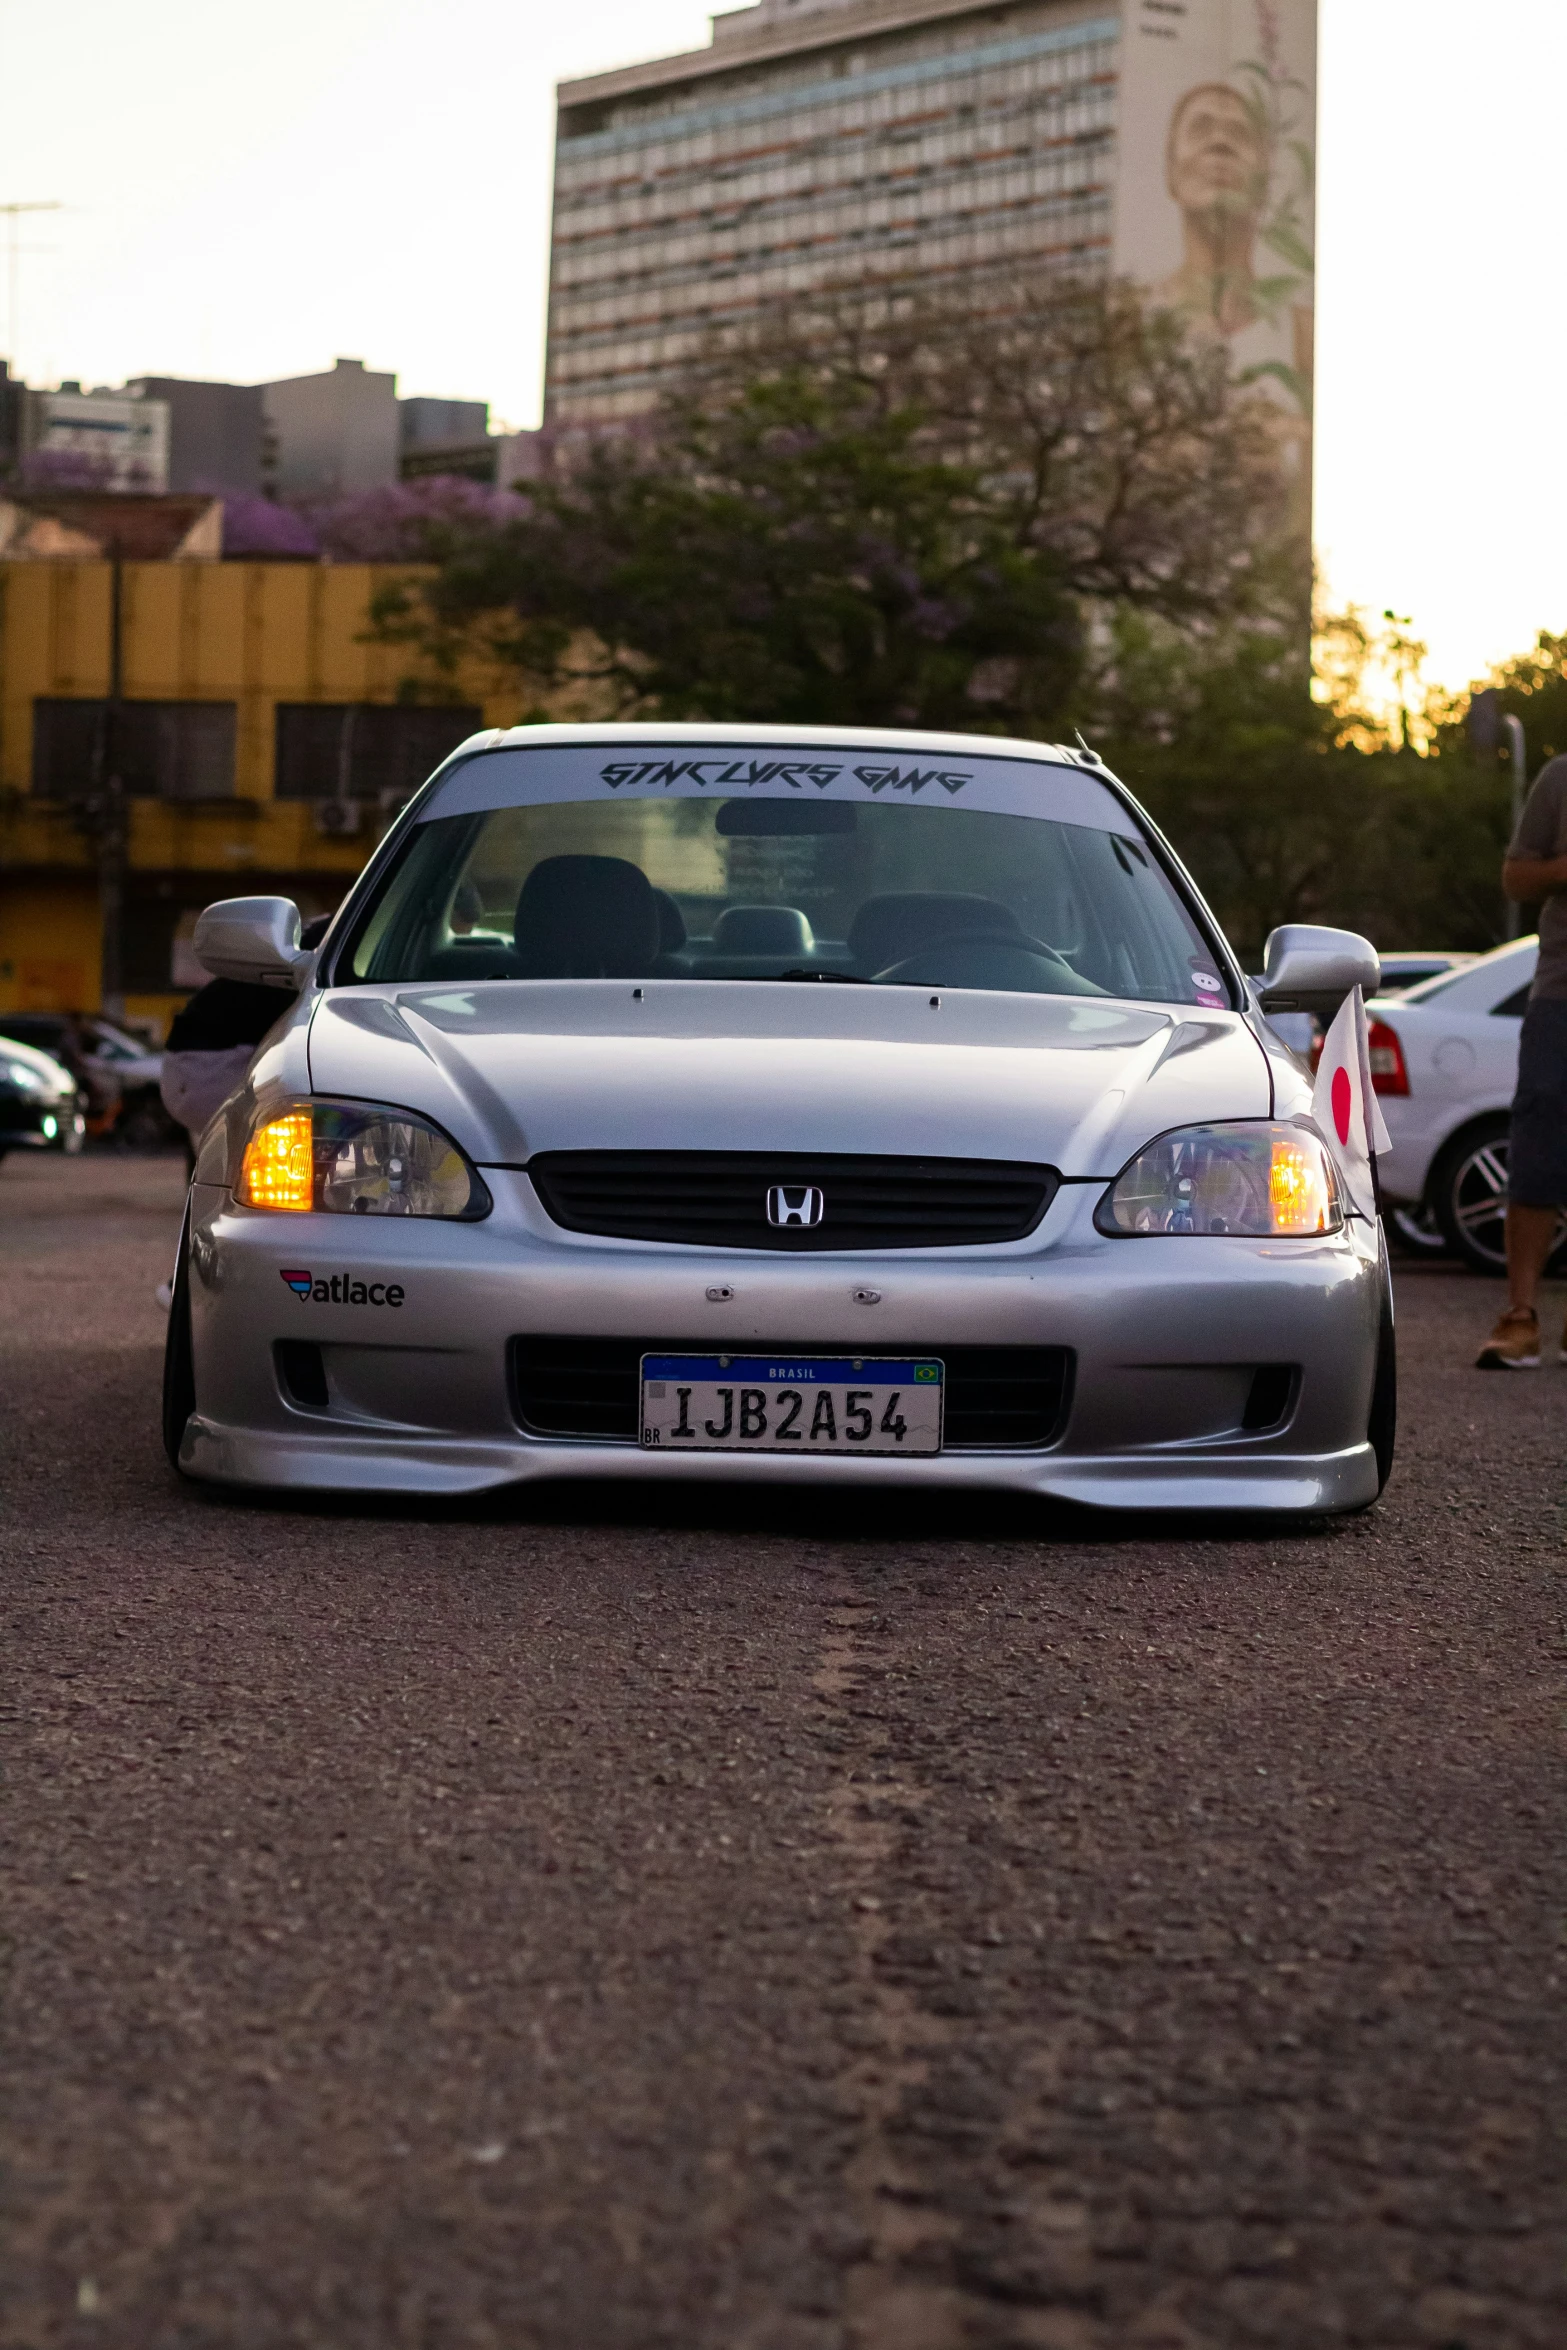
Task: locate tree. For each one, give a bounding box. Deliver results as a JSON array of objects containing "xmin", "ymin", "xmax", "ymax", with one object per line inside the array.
[
  {"xmin": 1468, "ymin": 631, "xmax": 1567, "ymax": 772},
  {"xmin": 374, "ymin": 282, "xmax": 1293, "ymax": 737},
  {"xmin": 1087, "ymin": 607, "xmax": 1513, "ymax": 959}
]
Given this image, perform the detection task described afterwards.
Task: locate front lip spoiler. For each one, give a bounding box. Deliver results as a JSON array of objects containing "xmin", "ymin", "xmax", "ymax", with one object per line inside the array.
[{"xmin": 178, "ymin": 1416, "xmax": 1379, "ymax": 1516}]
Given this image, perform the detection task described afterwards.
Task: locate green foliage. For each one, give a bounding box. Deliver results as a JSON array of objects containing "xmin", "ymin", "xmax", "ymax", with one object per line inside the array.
[
  {"xmin": 1468, "ymin": 631, "xmax": 1567, "ymax": 770},
  {"xmin": 499, "ymin": 369, "xmax": 1081, "ymax": 732},
  {"xmin": 375, "ymin": 282, "xmax": 1291, "ymax": 740},
  {"xmin": 371, "ymin": 282, "xmax": 1540, "ymax": 958},
  {"xmin": 1085, "ymin": 610, "xmax": 1514, "ymax": 960}
]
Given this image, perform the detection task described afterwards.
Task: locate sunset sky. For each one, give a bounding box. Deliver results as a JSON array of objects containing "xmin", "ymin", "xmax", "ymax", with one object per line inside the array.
[{"xmin": 1, "ymin": 0, "xmax": 1561, "ymax": 691}]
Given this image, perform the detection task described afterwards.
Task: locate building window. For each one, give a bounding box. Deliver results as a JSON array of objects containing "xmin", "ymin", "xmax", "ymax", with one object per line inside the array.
[
  {"xmin": 31, "ymin": 699, "xmax": 238, "ymax": 802},
  {"xmin": 273, "ymin": 705, "xmax": 483, "ymax": 802}
]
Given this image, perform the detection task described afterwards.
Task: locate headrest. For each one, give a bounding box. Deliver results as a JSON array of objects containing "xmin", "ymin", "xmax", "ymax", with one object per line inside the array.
[
  {"xmin": 653, "ymin": 889, "xmax": 687, "ymax": 954},
  {"xmin": 847, "ymin": 893, "xmax": 1023, "ymax": 973},
  {"xmin": 712, "ymin": 905, "xmax": 815, "ymax": 956},
  {"xmin": 513, "ymin": 855, "xmax": 661, "ymax": 979}
]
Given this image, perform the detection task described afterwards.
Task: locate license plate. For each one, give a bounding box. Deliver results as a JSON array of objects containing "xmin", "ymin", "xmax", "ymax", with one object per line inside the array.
[{"xmin": 639, "ymin": 1354, "xmax": 944, "ymax": 1456}]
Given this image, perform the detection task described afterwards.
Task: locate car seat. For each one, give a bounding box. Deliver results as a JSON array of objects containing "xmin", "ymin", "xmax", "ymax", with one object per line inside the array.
[
  {"xmin": 513, "ymin": 856, "xmax": 662, "ymax": 979},
  {"xmin": 711, "ymin": 906, "xmax": 815, "ymax": 958}
]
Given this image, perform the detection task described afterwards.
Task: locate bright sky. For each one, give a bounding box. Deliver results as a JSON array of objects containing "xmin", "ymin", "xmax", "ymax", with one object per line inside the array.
[{"xmin": 0, "ymin": 0, "xmax": 1561, "ymax": 692}]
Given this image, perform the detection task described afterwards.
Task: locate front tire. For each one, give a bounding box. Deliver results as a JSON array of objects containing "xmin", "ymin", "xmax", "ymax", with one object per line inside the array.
[
  {"xmin": 1368, "ymin": 1279, "xmax": 1396, "ymax": 1497},
  {"xmin": 162, "ymin": 1216, "xmax": 196, "ymax": 1473}
]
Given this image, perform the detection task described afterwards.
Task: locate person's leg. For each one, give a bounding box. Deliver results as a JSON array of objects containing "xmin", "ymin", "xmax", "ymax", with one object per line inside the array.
[
  {"xmin": 1477, "ymin": 998, "xmax": 1567, "ymax": 1366},
  {"xmin": 1506, "ymin": 1203, "xmax": 1560, "ymax": 1315}
]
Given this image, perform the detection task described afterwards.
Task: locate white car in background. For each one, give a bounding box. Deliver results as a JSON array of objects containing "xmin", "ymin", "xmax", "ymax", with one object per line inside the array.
[
  {"xmin": 1373, "ymin": 951, "xmax": 1476, "ymax": 995},
  {"xmin": 1367, "ymin": 938, "xmax": 1555, "ymax": 1273}
]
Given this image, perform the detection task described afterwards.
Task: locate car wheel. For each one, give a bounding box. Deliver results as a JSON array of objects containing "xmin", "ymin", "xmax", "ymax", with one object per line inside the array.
[
  {"xmin": 1388, "ymin": 1201, "xmax": 1448, "ymax": 1258},
  {"xmin": 1430, "ymin": 1116, "xmax": 1567, "ymax": 1275},
  {"xmin": 1368, "ymin": 1281, "xmax": 1396, "ymax": 1496},
  {"xmin": 162, "ymin": 1217, "xmax": 196, "ymax": 1473}
]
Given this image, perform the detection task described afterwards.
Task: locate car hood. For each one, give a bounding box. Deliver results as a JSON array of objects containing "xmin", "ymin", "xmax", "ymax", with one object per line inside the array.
[{"xmin": 306, "ymin": 982, "xmax": 1272, "ymax": 1179}]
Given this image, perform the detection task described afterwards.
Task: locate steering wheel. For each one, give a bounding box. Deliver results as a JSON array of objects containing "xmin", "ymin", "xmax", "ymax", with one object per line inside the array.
[{"xmin": 873, "ymin": 929, "xmax": 1084, "ymax": 988}]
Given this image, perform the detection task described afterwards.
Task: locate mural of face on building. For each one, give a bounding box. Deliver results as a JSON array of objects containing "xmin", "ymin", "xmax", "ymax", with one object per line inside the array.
[
  {"xmin": 1114, "ymin": 0, "xmax": 1317, "ymax": 522},
  {"xmin": 1159, "ymin": 81, "xmax": 1270, "ymax": 336}
]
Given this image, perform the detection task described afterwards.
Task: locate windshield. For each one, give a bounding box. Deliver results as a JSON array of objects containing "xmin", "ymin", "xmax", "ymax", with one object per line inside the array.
[{"xmin": 341, "ymin": 746, "xmax": 1227, "ymax": 1007}]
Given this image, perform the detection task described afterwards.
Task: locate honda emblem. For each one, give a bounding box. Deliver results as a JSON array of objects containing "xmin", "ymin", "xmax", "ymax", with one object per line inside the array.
[{"xmin": 766, "ymin": 1184, "xmax": 826, "ymax": 1229}]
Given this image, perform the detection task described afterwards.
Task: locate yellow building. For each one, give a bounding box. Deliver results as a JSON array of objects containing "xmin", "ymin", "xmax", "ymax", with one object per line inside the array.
[{"xmin": 0, "ymin": 555, "xmax": 510, "ymax": 1034}]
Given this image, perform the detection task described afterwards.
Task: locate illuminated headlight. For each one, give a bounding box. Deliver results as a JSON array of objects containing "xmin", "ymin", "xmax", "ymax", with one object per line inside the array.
[
  {"xmin": 237, "ymin": 1100, "xmax": 491, "ymax": 1219},
  {"xmin": 1096, "ymin": 1123, "xmax": 1343, "ymax": 1238},
  {"xmin": 5, "ymin": 1060, "xmax": 46, "ymax": 1096}
]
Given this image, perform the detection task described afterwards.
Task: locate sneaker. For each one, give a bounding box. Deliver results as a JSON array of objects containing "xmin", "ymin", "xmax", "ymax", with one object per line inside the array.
[{"xmin": 1476, "ymin": 1307, "xmax": 1540, "ymax": 1369}]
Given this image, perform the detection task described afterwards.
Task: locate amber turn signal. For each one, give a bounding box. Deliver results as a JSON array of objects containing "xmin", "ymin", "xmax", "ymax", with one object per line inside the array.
[
  {"xmin": 1269, "ymin": 1135, "xmax": 1334, "ymax": 1234},
  {"xmin": 238, "ymin": 1110, "xmax": 315, "ymax": 1211}
]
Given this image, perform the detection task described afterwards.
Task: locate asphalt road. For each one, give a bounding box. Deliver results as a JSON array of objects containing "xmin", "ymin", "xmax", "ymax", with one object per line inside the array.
[{"xmin": 1, "ymin": 1153, "xmax": 1563, "ymax": 2350}]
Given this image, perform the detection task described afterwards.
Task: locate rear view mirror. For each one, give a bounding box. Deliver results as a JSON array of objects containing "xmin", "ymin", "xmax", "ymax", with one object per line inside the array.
[
  {"xmin": 1259, "ymin": 924, "xmax": 1381, "ymax": 1017},
  {"xmin": 193, "ymin": 897, "xmax": 314, "ymax": 989},
  {"xmin": 716, "ymin": 799, "xmax": 857, "ymax": 836}
]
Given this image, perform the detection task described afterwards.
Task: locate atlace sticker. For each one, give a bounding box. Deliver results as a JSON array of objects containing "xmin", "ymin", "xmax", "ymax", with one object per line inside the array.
[{"xmin": 280, "ymin": 1269, "xmax": 405, "ymax": 1308}]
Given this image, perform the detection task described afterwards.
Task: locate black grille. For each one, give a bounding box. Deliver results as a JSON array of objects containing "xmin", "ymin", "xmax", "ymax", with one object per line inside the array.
[
  {"xmin": 509, "ymin": 1337, "xmax": 1073, "ymax": 1451},
  {"xmin": 525, "ymin": 1152, "xmax": 1058, "ymax": 1252}
]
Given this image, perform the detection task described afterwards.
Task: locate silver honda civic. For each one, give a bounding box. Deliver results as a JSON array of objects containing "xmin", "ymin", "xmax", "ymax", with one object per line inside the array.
[{"xmin": 165, "ymin": 724, "xmax": 1393, "ymax": 1514}]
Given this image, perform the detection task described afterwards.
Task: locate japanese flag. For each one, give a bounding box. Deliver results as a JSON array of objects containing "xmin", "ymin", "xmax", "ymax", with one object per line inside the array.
[{"xmin": 1312, "ymin": 988, "xmax": 1392, "ymax": 1221}]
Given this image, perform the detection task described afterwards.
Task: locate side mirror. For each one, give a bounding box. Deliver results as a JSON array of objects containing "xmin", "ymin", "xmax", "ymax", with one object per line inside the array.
[
  {"xmin": 1259, "ymin": 924, "xmax": 1380, "ymax": 1017},
  {"xmin": 193, "ymin": 896, "xmax": 314, "ymax": 989}
]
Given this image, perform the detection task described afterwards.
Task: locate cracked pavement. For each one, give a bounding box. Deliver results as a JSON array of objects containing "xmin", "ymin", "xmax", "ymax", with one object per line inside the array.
[{"xmin": 1, "ymin": 1154, "xmax": 1563, "ymax": 2349}]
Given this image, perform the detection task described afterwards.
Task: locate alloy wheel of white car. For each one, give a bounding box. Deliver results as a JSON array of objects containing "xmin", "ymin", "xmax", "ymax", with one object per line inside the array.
[{"xmin": 1432, "ymin": 1118, "xmax": 1567, "ymax": 1275}]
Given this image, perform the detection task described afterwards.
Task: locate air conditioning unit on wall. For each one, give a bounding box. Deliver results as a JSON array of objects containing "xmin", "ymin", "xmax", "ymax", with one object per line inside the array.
[{"xmin": 313, "ymin": 797, "xmax": 363, "ymax": 839}]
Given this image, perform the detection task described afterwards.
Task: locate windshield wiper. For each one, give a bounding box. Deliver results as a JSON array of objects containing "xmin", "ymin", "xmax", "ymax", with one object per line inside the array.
[{"xmin": 768, "ymin": 967, "xmax": 871, "ymax": 984}]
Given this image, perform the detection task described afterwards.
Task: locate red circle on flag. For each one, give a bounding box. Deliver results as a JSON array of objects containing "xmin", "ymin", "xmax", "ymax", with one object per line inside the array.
[{"xmin": 1331, "ymin": 1065, "xmax": 1352, "ymax": 1145}]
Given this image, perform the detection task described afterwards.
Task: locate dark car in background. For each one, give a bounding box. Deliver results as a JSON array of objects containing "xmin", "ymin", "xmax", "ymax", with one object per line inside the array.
[
  {"xmin": 0, "ymin": 1013, "xmax": 173, "ymax": 1147},
  {"xmin": 0, "ymin": 1035, "xmax": 86, "ymax": 1162}
]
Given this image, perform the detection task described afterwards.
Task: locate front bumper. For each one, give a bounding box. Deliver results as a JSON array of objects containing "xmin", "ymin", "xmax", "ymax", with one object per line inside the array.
[
  {"xmin": 0, "ymin": 1100, "xmax": 85, "ymax": 1150},
  {"xmin": 181, "ymin": 1175, "xmax": 1385, "ymax": 1515}
]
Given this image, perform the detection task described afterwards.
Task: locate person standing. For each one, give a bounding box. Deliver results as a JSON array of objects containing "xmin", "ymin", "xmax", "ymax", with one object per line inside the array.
[
  {"xmin": 159, "ymin": 915, "xmax": 332, "ymax": 1170},
  {"xmin": 1477, "ymin": 754, "xmax": 1567, "ymax": 1367}
]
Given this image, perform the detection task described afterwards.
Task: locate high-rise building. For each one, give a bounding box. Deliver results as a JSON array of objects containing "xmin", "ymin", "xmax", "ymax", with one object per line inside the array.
[{"xmin": 546, "ymin": 0, "xmax": 1317, "ymax": 480}]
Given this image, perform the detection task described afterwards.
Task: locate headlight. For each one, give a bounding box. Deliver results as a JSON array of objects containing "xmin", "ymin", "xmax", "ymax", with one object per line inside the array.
[
  {"xmin": 1096, "ymin": 1122, "xmax": 1343, "ymax": 1237},
  {"xmin": 237, "ymin": 1099, "xmax": 491, "ymax": 1219},
  {"xmin": 4, "ymin": 1060, "xmax": 46, "ymax": 1096}
]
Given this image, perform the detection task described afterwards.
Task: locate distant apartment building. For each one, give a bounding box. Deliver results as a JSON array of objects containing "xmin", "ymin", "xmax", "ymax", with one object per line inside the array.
[
  {"xmin": 261, "ymin": 358, "xmax": 400, "ymax": 498},
  {"xmin": 545, "ymin": 0, "xmax": 1318, "ymax": 444},
  {"xmin": 128, "ymin": 377, "xmax": 267, "ymax": 497},
  {"xmin": 0, "ymin": 539, "xmax": 498, "ymax": 1028},
  {"xmin": 28, "ymin": 384, "xmax": 171, "ymax": 490},
  {"xmin": 0, "ymin": 362, "xmax": 24, "ymax": 477}
]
